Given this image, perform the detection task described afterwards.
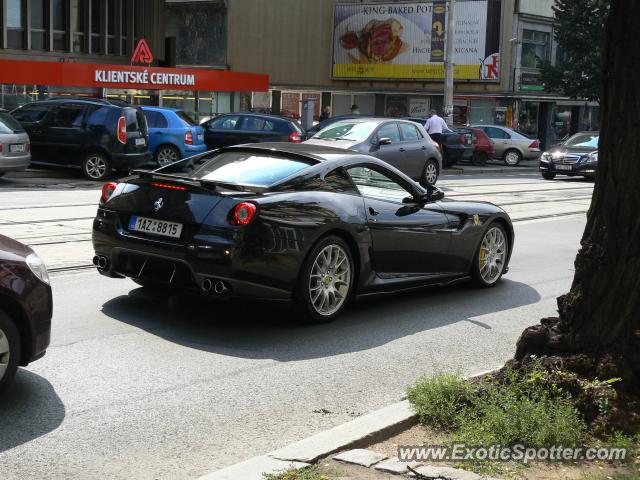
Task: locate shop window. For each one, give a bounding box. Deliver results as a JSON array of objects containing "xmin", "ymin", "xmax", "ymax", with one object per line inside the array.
[
  {"xmin": 72, "ymin": 0, "xmax": 85, "ymax": 52},
  {"xmin": 521, "ymin": 29, "xmax": 550, "ymax": 69},
  {"xmin": 518, "ymin": 102, "xmax": 539, "ymax": 137},
  {"xmin": 385, "ymin": 96, "xmax": 408, "ymax": 117},
  {"xmin": 6, "ymin": 0, "xmax": 25, "ymax": 49},
  {"xmin": 107, "ymin": 0, "xmax": 116, "ymax": 54},
  {"xmin": 90, "ymin": 0, "xmax": 101, "ymax": 54},
  {"xmin": 469, "ymin": 100, "xmax": 494, "ymax": 125},
  {"xmin": 552, "ymin": 106, "xmax": 572, "ymax": 142}
]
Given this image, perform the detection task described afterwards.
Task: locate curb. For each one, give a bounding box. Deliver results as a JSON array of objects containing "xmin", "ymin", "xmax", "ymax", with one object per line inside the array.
[
  {"xmin": 197, "ymin": 367, "xmax": 501, "ymax": 480},
  {"xmin": 443, "ymin": 166, "xmax": 539, "ymax": 175}
]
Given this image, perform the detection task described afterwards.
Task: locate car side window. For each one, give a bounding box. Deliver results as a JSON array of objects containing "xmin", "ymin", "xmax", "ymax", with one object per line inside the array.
[
  {"xmin": 324, "ymin": 168, "xmax": 359, "ymax": 194},
  {"xmin": 399, "ymin": 123, "xmax": 422, "ymax": 141},
  {"xmin": 375, "ymin": 122, "xmax": 402, "ymax": 143},
  {"xmin": 12, "ymin": 104, "xmax": 51, "ymax": 123},
  {"xmin": 86, "ymin": 106, "xmax": 110, "ymax": 127},
  {"xmin": 50, "ymin": 105, "xmax": 85, "ymax": 128},
  {"xmin": 242, "ymin": 116, "xmax": 269, "ymax": 131},
  {"xmin": 209, "ymin": 115, "xmax": 240, "ymax": 130},
  {"xmin": 485, "ymin": 127, "xmax": 509, "ymax": 139},
  {"xmin": 144, "ymin": 110, "xmax": 168, "ymax": 129},
  {"xmin": 346, "ymin": 166, "xmax": 412, "ymax": 203}
]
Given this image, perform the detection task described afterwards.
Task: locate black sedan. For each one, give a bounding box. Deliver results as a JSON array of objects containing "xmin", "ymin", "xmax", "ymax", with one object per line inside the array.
[
  {"xmin": 539, "ymin": 131, "xmax": 599, "ymax": 180},
  {"xmin": 305, "ymin": 118, "xmax": 442, "ymax": 185},
  {"xmin": 0, "ymin": 234, "xmax": 52, "ymax": 395},
  {"xmin": 200, "ymin": 113, "xmax": 305, "ymax": 150},
  {"xmin": 92, "ymin": 143, "xmax": 514, "ymax": 323}
]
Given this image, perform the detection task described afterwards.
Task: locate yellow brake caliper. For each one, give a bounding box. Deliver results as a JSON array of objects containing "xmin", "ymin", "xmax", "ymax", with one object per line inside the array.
[{"xmin": 479, "ymin": 247, "xmax": 487, "ymax": 269}]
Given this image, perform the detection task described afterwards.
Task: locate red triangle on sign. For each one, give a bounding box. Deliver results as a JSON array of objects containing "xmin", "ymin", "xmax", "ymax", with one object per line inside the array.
[{"xmin": 131, "ymin": 39, "xmax": 154, "ymax": 65}]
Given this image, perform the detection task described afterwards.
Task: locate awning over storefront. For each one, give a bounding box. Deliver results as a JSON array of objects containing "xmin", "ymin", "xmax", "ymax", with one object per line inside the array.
[{"xmin": 0, "ymin": 59, "xmax": 269, "ymax": 92}]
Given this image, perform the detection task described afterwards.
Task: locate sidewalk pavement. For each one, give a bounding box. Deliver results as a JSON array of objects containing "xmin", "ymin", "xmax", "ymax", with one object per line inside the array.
[
  {"xmin": 444, "ymin": 159, "xmax": 539, "ymax": 175},
  {"xmin": 198, "ymin": 368, "xmax": 499, "ymax": 480}
]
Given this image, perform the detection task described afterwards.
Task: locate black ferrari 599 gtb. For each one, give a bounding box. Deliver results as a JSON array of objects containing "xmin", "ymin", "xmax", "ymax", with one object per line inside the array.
[{"xmin": 92, "ymin": 143, "xmax": 514, "ymax": 322}]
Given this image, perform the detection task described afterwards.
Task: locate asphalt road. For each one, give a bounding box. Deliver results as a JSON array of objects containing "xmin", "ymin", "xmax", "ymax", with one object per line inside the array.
[{"xmin": 0, "ymin": 169, "xmax": 592, "ymax": 479}]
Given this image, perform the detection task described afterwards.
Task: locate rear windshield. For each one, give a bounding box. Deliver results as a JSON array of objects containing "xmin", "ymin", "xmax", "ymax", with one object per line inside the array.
[
  {"xmin": 124, "ymin": 108, "xmax": 148, "ymax": 133},
  {"xmin": 564, "ymin": 133, "xmax": 599, "ymax": 148},
  {"xmin": 176, "ymin": 110, "xmax": 198, "ymax": 126},
  {"xmin": 189, "ymin": 152, "xmax": 312, "ymax": 187},
  {"xmin": 0, "ymin": 112, "xmax": 25, "ymax": 133}
]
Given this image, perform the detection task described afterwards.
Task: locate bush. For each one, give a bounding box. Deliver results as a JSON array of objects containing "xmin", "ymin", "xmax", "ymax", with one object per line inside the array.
[
  {"xmin": 407, "ymin": 367, "xmax": 586, "ymax": 447},
  {"xmin": 406, "ymin": 372, "xmax": 474, "ymax": 430},
  {"xmin": 263, "ymin": 465, "xmax": 330, "ymax": 480}
]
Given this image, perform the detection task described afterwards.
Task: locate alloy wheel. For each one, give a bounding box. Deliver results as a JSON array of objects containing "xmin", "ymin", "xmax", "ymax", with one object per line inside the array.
[
  {"xmin": 85, "ymin": 155, "xmax": 107, "ymax": 179},
  {"xmin": 479, "ymin": 227, "xmax": 507, "ymax": 284},
  {"xmin": 157, "ymin": 147, "xmax": 179, "ymax": 166},
  {"xmin": 424, "ymin": 161, "xmax": 438, "ymax": 185},
  {"xmin": 0, "ymin": 326, "xmax": 10, "ymax": 381},
  {"xmin": 308, "ymin": 244, "xmax": 351, "ymax": 316}
]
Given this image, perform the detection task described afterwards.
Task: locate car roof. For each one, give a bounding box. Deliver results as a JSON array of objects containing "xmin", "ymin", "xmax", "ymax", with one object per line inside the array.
[
  {"xmin": 24, "ymin": 97, "xmax": 133, "ymax": 108},
  {"xmin": 140, "ymin": 106, "xmax": 183, "ymax": 113},
  {"xmin": 217, "ymin": 112, "xmax": 299, "ymax": 123},
  {"xmin": 222, "ymin": 142, "xmax": 363, "ymax": 163}
]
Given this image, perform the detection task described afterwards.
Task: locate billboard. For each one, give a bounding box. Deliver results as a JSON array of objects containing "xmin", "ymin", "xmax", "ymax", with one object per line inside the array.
[{"xmin": 332, "ymin": 1, "xmax": 502, "ymax": 81}]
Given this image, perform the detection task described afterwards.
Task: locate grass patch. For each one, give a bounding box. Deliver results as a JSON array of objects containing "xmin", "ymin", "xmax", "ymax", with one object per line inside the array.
[
  {"xmin": 263, "ymin": 465, "xmax": 332, "ymax": 480},
  {"xmin": 408, "ymin": 367, "xmax": 586, "ymax": 448}
]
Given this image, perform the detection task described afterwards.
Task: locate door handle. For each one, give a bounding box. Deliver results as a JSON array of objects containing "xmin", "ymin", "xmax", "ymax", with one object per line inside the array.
[
  {"xmin": 368, "ymin": 207, "xmax": 380, "ymax": 216},
  {"xmin": 421, "ymin": 146, "xmax": 427, "ymax": 150}
]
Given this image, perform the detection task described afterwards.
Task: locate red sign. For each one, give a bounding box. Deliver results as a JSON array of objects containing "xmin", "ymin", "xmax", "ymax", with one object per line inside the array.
[
  {"xmin": 131, "ymin": 39, "xmax": 153, "ymax": 65},
  {"xmin": 0, "ymin": 59, "xmax": 269, "ymax": 92}
]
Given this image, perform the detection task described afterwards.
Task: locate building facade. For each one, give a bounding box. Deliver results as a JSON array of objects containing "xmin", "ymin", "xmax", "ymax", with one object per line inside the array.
[
  {"xmin": 0, "ymin": 0, "xmax": 267, "ymax": 117},
  {"xmin": 226, "ymin": 0, "xmax": 599, "ymax": 149}
]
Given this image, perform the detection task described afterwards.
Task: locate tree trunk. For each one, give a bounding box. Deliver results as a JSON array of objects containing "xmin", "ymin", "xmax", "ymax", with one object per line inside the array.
[{"xmin": 514, "ymin": 0, "xmax": 640, "ymax": 388}]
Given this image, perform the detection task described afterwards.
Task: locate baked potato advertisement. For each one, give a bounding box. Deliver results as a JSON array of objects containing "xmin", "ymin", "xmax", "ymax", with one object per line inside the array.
[{"xmin": 332, "ymin": 1, "xmax": 502, "ymax": 81}]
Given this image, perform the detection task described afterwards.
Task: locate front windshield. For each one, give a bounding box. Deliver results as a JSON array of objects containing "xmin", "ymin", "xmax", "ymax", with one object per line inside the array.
[
  {"xmin": 188, "ymin": 151, "xmax": 312, "ymax": 187},
  {"xmin": 564, "ymin": 133, "xmax": 599, "ymax": 148},
  {"xmin": 314, "ymin": 121, "xmax": 377, "ymax": 141}
]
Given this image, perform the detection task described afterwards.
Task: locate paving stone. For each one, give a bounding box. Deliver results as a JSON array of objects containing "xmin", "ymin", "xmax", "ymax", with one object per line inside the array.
[
  {"xmin": 373, "ymin": 458, "xmax": 421, "ymax": 474},
  {"xmin": 333, "ymin": 449, "xmax": 387, "ymax": 468},
  {"xmin": 412, "ymin": 465, "xmax": 481, "ymax": 480}
]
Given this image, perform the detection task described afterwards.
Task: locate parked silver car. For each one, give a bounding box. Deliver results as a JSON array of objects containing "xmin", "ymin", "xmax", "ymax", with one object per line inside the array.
[
  {"xmin": 305, "ymin": 118, "xmax": 443, "ymax": 185},
  {"xmin": 471, "ymin": 125, "xmax": 541, "ymax": 166},
  {"xmin": 0, "ymin": 109, "xmax": 30, "ymax": 177}
]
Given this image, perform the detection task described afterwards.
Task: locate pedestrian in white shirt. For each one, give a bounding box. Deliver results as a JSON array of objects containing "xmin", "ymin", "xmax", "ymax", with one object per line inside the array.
[{"xmin": 425, "ymin": 109, "xmax": 448, "ymax": 145}]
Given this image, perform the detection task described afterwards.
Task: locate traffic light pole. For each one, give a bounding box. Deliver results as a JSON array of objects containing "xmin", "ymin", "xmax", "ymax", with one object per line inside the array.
[{"xmin": 443, "ymin": 0, "xmax": 456, "ymax": 126}]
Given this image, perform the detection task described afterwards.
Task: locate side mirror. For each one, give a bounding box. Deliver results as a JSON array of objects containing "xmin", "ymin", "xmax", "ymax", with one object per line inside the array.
[
  {"xmin": 378, "ymin": 137, "xmax": 392, "ymax": 146},
  {"xmin": 416, "ymin": 185, "xmax": 445, "ymax": 203}
]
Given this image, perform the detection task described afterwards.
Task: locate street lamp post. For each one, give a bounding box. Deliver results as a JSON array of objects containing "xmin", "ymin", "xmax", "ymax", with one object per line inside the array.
[{"xmin": 444, "ymin": 0, "xmax": 456, "ymax": 125}]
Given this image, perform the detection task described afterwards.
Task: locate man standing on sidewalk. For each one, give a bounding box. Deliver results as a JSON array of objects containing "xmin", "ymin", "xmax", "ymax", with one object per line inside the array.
[{"xmin": 425, "ymin": 109, "xmax": 448, "ymax": 146}]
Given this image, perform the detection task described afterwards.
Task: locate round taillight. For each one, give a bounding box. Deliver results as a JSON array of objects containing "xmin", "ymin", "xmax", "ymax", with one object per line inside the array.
[
  {"xmin": 101, "ymin": 181, "xmax": 118, "ymax": 204},
  {"xmin": 230, "ymin": 202, "xmax": 257, "ymax": 226},
  {"xmin": 289, "ymin": 132, "xmax": 302, "ymax": 143}
]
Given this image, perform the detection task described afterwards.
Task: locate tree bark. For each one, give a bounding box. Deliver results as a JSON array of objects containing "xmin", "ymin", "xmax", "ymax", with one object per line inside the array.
[{"xmin": 515, "ymin": 0, "xmax": 640, "ymax": 387}]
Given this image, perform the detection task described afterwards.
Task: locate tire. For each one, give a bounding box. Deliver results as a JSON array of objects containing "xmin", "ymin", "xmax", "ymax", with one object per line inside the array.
[
  {"xmin": 0, "ymin": 309, "xmax": 21, "ymax": 397},
  {"xmin": 296, "ymin": 236, "xmax": 354, "ymax": 323},
  {"xmin": 471, "ymin": 222, "xmax": 509, "ymax": 288},
  {"xmin": 542, "ymin": 172, "xmax": 556, "ymax": 180},
  {"xmin": 82, "ymin": 152, "xmax": 112, "ymax": 181},
  {"xmin": 503, "ymin": 149, "xmax": 522, "ymax": 167},
  {"xmin": 471, "ymin": 151, "xmax": 488, "ymax": 166},
  {"xmin": 155, "ymin": 145, "xmax": 181, "ymax": 167},
  {"xmin": 422, "ymin": 159, "xmax": 439, "ymax": 185}
]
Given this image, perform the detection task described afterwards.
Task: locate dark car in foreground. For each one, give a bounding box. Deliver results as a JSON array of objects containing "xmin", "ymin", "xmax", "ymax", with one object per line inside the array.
[
  {"xmin": 0, "ymin": 108, "xmax": 31, "ymax": 177},
  {"xmin": 0, "ymin": 235, "xmax": 52, "ymax": 395},
  {"xmin": 539, "ymin": 132, "xmax": 599, "ymax": 180},
  {"xmin": 92, "ymin": 143, "xmax": 513, "ymax": 323},
  {"xmin": 11, "ymin": 97, "xmax": 151, "ymax": 180},
  {"xmin": 403, "ymin": 117, "xmax": 473, "ymax": 167},
  {"xmin": 200, "ymin": 113, "xmax": 304, "ymax": 150},
  {"xmin": 305, "ymin": 117, "xmax": 442, "ymax": 184}
]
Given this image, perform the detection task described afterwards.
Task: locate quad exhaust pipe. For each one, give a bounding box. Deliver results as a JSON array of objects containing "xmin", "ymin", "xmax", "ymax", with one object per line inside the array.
[
  {"xmin": 93, "ymin": 255, "xmax": 109, "ymax": 270},
  {"xmin": 201, "ymin": 278, "xmax": 229, "ymax": 296}
]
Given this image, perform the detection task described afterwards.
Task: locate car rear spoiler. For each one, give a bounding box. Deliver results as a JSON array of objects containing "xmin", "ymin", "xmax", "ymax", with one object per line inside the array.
[{"xmin": 129, "ymin": 169, "xmax": 269, "ymax": 193}]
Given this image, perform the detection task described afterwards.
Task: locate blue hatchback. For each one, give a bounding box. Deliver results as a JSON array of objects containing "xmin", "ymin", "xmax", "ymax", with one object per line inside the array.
[{"xmin": 141, "ymin": 106, "xmax": 207, "ymax": 166}]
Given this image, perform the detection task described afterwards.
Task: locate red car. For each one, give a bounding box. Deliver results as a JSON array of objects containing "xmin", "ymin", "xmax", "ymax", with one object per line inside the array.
[
  {"xmin": 465, "ymin": 127, "xmax": 494, "ymax": 166},
  {"xmin": 0, "ymin": 234, "xmax": 52, "ymax": 395}
]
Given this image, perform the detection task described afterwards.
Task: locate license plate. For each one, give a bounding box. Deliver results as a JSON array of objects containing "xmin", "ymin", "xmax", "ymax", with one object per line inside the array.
[
  {"xmin": 556, "ymin": 164, "xmax": 572, "ymax": 171},
  {"xmin": 128, "ymin": 216, "xmax": 183, "ymax": 239},
  {"xmin": 135, "ymin": 138, "xmax": 146, "ymax": 146},
  {"xmin": 9, "ymin": 144, "xmax": 25, "ymax": 153}
]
